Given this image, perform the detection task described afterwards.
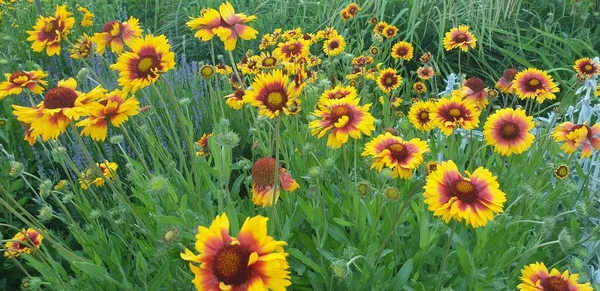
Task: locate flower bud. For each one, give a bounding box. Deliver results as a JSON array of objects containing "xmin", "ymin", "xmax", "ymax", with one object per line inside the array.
[
  {"xmin": 331, "ymin": 259, "xmax": 350, "ymax": 281},
  {"xmin": 149, "ymin": 176, "xmax": 169, "ymax": 193},
  {"xmin": 385, "ymin": 187, "xmax": 400, "ymax": 201},
  {"xmin": 558, "ymin": 229, "xmax": 574, "ymax": 252},
  {"xmin": 37, "ymin": 205, "xmax": 53, "ymax": 221},
  {"xmin": 357, "ymin": 182, "xmax": 369, "ymax": 197},
  {"xmin": 76, "ymin": 68, "xmax": 90, "ymax": 82},
  {"xmin": 109, "ymin": 135, "xmax": 124, "ymax": 144},
  {"xmin": 162, "ymin": 227, "xmax": 179, "ymax": 244},
  {"xmin": 9, "ymin": 161, "xmax": 24, "ymax": 177},
  {"xmin": 575, "ymin": 202, "xmax": 587, "ymax": 217},
  {"xmin": 89, "ymin": 209, "xmax": 101, "ymax": 220}
]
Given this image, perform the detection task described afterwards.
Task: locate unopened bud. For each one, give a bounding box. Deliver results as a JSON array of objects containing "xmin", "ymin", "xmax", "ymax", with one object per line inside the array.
[
  {"xmin": 9, "ymin": 161, "xmax": 24, "ymax": 177},
  {"xmin": 109, "ymin": 135, "xmax": 124, "ymax": 144}
]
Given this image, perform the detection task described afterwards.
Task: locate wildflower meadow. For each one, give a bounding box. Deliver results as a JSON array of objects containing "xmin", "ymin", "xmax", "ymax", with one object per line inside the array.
[{"xmin": 1, "ymin": 0, "xmax": 600, "ymax": 290}]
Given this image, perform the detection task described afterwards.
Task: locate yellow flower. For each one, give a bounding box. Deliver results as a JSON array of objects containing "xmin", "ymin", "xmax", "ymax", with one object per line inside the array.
[
  {"xmin": 93, "ymin": 17, "xmax": 142, "ymax": 55},
  {"xmin": 552, "ymin": 122, "xmax": 600, "ymax": 158},
  {"xmin": 323, "ymin": 34, "xmax": 346, "ymax": 57},
  {"xmin": 0, "ymin": 70, "xmax": 47, "ymax": 99},
  {"xmin": 483, "ymin": 108, "xmax": 535, "ymax": 156},
  {"xmin": 79, "ymin": 161, "xmax": 118, "ymax": 190},
  {"xmin": 70, "ymin": 33, "xmax": 93, "ymax": 60},
  {"xmin": 377, "ymin": 68, "xmax": 402, "ymax": 93},
  {"xmin": 408, "ymin": 100, "xmax": 435, "ymax": 132},
  {"xmin": 180, "ymin": 213, "xmax": 292, "ymax": 290},
  {"xmin": 26, "ymin": 5, "xmax": 75, "ymax": 56},
  {"xmin": 362, "ymin": 132, "xmax": 429, "ymax": 179},
  {"xmin": 391, "ymin": 41, "xmax": 414, "ymax": 61},
  {"xmin": 442, "ymin": 25, "xmax": 477, "ymax": 52},
  {"xmin": 513, "ymin": 68, "xmax": 560, "ymax": 103},
  {"xmin": 243, "ymin": 70, "xmax": 299, "ymax": 118},
  {"xmin": 4, "ymin": 228, "xmax": 44, "ymax": 258},
  {"xmin": 517, "ymin": 262, "xmax": 592, "ymax": 291},
  {"xmin": 77, "ymin": 89, "xmax": 140, "ymax": 141},
  {"xmin": 224, "ymin": 88, "xmax": 245, "ymax": 110},
  {"xmin": 186, "ymin": 1, "xmax": 258, "ymax": 51},
  {"xmin": 424, "ymin": 160, "xmax": 506, "ymax": 228},
  {"xmin": 110, "ymin": 35, "xmax": 176, "ymax": 93},
  {"xmin": 431, "ymin": 96, "xmax": 481, "ymax": 135},
  {"xmin": 250, "ymin": 157, "xmax": 299, "ymax": 206}
]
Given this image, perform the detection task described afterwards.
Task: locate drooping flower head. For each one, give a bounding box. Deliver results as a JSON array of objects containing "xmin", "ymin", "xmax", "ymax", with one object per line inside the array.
[
  {"xmin": 70, "ymin": 33, "xmax": 94, "ymax": 60},
  {"xmin": 94, "ymin": 17, "xmax": 142, "ymax": 55},
  {"xmin": 12, "ymin": 78, "xmax": 105, "ymax": 142},
  {"xmin": 495, "ymin": 68, "xmax": 518, "ymax": 94},
  {"xmin": 242, "ymin": 70, "xmax": 299, "ymax": 119},
  {"xmin": 408, "ymin": 100, "xmax": 436, "ymax": 132},
  {"xmin": 455, "ymin": 77, "xmax": 488, "ymax": 109},
  {"xmin": 225, "ymin": 88, "xmax": 245, "ymax": 110},
  {"xmin": 517, "ymin": 262, "xmax": 592, "ymax": 291},
  {"xmin": 552, "ymin": 122, "xmax": 600, "ymax": 158},
  {"xmin": 110, "ymin": 35, "xmax": 176, "ymax": 93},
  {"xmin": 3, "ymin": 228, "xmax": 44, "ymax": 258},
  {"xmin": 443, "ymin": 25, "xmax": 477, "ymax": 52},
  {"xmin": 186, "ymin": 2, "xmax": 258, "ymax": 51},
  {"xmin": 195, "ymin": 133, "xmax": 212, "ymax": 157},
  {"xmin": 79, "ymin": 161, "xmax": 118, "ymax": 190},
  {"xmin": 391, "ymin": 41, "xmax": 414, "ymax": 61},
  {"xmin": 362, "ymin": 133, "xmax": 429, "ymax": 179},
  {"xmin": 351, "ymin": 56, "xmax": 373, "ymax": 67},
  {"xmin": 319, "ymin": 85, "xmax": 357, "ymax": 103},
  {"xmin": 180, "ymin": 213, "xmax": 292, "ymax": 290},
  {"xmin": 76, "ymin": 89, "xmax": 140, "ymax": 141},
  {"xmin": 424, "ymin": 160, "xmax": 506, "ymax": 228},
  {"xmin": 323, "ymin": 34, "xmax": 346, "ymax": 57},
  {"xmin": 26, "ymin": 5, "xmax": 75, "ymax": 56},
  {"xmin": 419, "ymin": 52, "xmax": 433, "ymax": 63},
  {"xmin": 513, "ymin": 68, "xmax": 560, "ymax": 103},
  {"xmin": 417, "ymin": 66, "xmax": 435, "ymax": 80},
  {"xmin": 215, "ymin": 63, "xmax": 233, "ymax": 75},
  {"xmin": 309, "ymin": 97, "xmax": 375, "ymax": 148},
  {"xmin": 573, "ymin": 57, "xmax": 599, "ymax": 79},
  {"xmin": 250, "ymin": 157, "xmax": 299, "ymax": 207},
  {"xmin": 431, "ymin": 96, "xmax": 481, "ymax": 135},
  {"xmin": 483, "ymin": 108, "xmax": 535, "ymax": 156},
  {"xmin": 0, "ymin": 70, "xmax": 47, "ymax": 99},
  {"xmin": 377, "ymin": 68, "xmax": 402, "ymax": 93}
]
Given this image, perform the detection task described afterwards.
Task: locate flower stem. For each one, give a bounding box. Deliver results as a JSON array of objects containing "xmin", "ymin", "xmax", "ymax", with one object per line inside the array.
[
  {"xmin": 228, "ymin": 50, "xmax": 245, "ymax": 90},
  {"xmin": 436, "ymin": 220, "xmax": 458, "ymax": 291}
]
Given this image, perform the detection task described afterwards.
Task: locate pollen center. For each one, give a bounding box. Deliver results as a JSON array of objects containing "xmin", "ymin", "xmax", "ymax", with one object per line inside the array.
[
  {"xmin": 528, "ymin": 78, "xmax": 540, "ymax": 87},
  {"xmin": 333, "ymin": 92, "xmax": 345, "ymax": 99},
  {"xmin": 389, "ymin": 143, "xmax": 408, "ymax": 162},
  {"xmin": 456, "ymin": 34, "xmax": 466, "ymax": 41},
  {"xmin": 331, "ymin": 105, "xmax": 350, "ymax": 121},
  {"xmin": 584, "ymin": 64, "xmax": 594, "ymax": 72},
  {"xmin": 328, "ymin": 41, "xmax": 340, "ymax": 50},
  {"xmin": 43, "ymin": 87, "xmax": 78, "ymax": 109},
  {"xmin": 500, "ymin": 122, "xmax": 519, "ymax": 139},
  {"xmin": 556, "ymin": 166, "xmax": 568, "ymax": 177},
  {"xmin": 200, "ymin": 66, "xmax": 215, "ymax": 77},
  {"xmin": 452, "ymin": 179, "xmax": 478, "ymax": 204},
  {"xmin": 448, "ymin": 108, "xmax": 461, "ymax": 117},
  {"xmin": 263, "ymin": 57, "xmax": 276, "ymax": 66},
  {"xmin": 396, "ymin": 47, "xmax": 407, "ymax": 56},
  {"xmin": 418, "ymin": 111, "xmax": 430, "ymax": 122},
  {"xmin": 287, "ymin": 44, "xmax": 297, "ymax": 51},
  {"xmin": 252, "ymin": 157, "xmax": 277, "ymax": 187},
  {"xmin": 43, "ymin": 20, "xmax": 56, "ymax": 33},
  {"xmin": 212, "ymin": 245, "xmax": 251, "ymax": 286},
  {"xmin": 540, "ymin": 276, "xmax": 569, "ymax": 291},
  {"xmin": 385, "ymin": 76, "xmax": 394, "ymax": 85},
  {"xmin": 136, "ymin": 55, "xmax": 160, "ymax": 77},
  {"xmin": 267, "ymin": 92, "xmax": 285, "ymax": 108}
]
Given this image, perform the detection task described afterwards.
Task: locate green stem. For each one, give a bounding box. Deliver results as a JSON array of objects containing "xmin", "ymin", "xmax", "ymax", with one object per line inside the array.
[{"xmin": 437, "ymin": 220, "xmax": 458, "ymax": 291}]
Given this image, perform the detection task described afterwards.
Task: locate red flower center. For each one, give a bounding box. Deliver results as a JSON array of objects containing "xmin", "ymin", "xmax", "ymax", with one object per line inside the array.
[
  {"xmin": 525, "ymin": 78, "xmax": 543, "ymax": 91},
  {"xmin": 539, "ymin": 276, "xmax": 569, "ymax": 291},
  {"xmin": 328, "ymin": 40, "xmax": 340, "ymax": 50},
  {"xmin": 395, "ymin": 47, "xmax": 408, "ymax": 57},
  {"xmin": 43, "ymin": 19, "xmax": 59, "ymax": 39},
  {"xmin": 451, "ymin": 179, "xmax": 478, "ymax": 204},
  {"xmin": 331, "ymin": 105, "xmax": 351, "ymax": 122},
  {"xmin": 500, "ymin": 122, "xmax": 519, "ymax": 139},
  {"xmin": 264, "ymin": 89, "xmax": 288, "ymax": 112},
  {"xmin": 252, "ymin": 157, "xmax": 277, "ymax": 187},
  {"xmin": 456, "ymin": 33, "xmax": 467, "ymax": 41},
  {"xmin": 464, "ymin": 78, "xmax": 484, "ymax": 93},
  {"xmin": 9, "ymin": 71, "xmax": 29, "ymax": 84},
  {"xmin": 136, "ymin": 55, "xmax": 160, "ymax": 78},
  {"xmin": 389, "ymin": 143, "xmax": 408, "ymax": 162},
  {"xmin": 43, "ymin": 87, "xmax": 78, "ymax": 109},
  {"xmin": 212, "ymin": 244, "xmax": 251, "ymax": 286},
  {"xmin": 448, "ymin": 108, "xmax": 462, "ymax": 118},
  {"xmin": 384, "ymin": 76, "xmax": 395, "ymax": 86},
  {"xmin": 102, "ymin": 20, "xmax": 120, "ymax": 33}
]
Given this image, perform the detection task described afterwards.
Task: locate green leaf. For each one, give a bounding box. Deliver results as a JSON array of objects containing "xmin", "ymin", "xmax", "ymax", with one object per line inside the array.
[
  {"xmin": 72, "ymin": 261, "xmax": 109, "ymax": 281},
  {"xmin": 332, "ymin": 217, "xmax": 354, "ymax": 227},
  {"xmin": 456, "ymin": 243, "xmax": 472, "ymax": 276},
  {"xmin": 288, "ymin": 248, "xmax": 325, "ymax": 277},
  {"xmin": 388, "ymin": 258, "xmax": 413, "ymax": 289},
  {"xmin": 419, "ymin": 210, "xmax": 429, "ymax": 250},
  {"xmin": 153, "ymin": 215, "xmax": 183, "ymax": 225}
]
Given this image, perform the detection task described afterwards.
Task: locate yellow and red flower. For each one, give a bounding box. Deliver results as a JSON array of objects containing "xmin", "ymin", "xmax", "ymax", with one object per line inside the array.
[
  {"xmin": 0, "ymin": 70, "xmax": 47, "ymax": 99},
  {"xmin": 257, "ymin": 52, "xmax": 280, "ymax": 70},
  {"xmin": 373, "ymin": 22, "xmax": 388, "ymax": 35},
  {"xmin": 224, "ymin": 88, "xmax": 245, "ymax": 110},
  {"xmin": 413, "ymin": 81, "xmax": 427, "ymax": 94},
  {"xmin": 408, "ymin": 100, "xmax": 436, "ymax": 132},
  {"xmin": 3, "ymin": 228, "xmax": 44, "ymax": 258},
  {"xmin": 76, "ymin": 89, "xmax": 140, "ymax": 141},
  {"xmin": 554, "ymin": 164, "xmax": 569, "ymax": 180},
  {"xmin": 70, "ymin": 33, "xmax": 94, "ymax": 60},
  {"xmin": 79, "ymin": 161, "xmax": 119, "ymax": 190},
  {"xmin": 424, "ymin": 160, "xmax": 506, "ymax": 228},
  {"xmin": 419, "ymin": 52, "xmax": 433, "ymax": 63},
  {"xmin": 454, "ymin": 77, "xmax": 488, "ymax": 109},
  {"xmin": 351, "ymin": 56, "xmax": 373, "ymax": 67},
  {"xmin": 391, "ymin": 41, "xmax": 414, "ymax": 61},
  {"xmin": 110, "ymin": 34, "xmax": 176, "ymax": 93},
  {"xmin": 340, "ymin": 3, "xmax": 360, "ymax": 21},
  {"xmin": 426, "ymin": 161, "xmax": 439, "ymax": 175},
  {"xmin": 573, "ymin": 57, "xmax": 599, "ymax": 79},
  {"xmin": 495, "ymin": 68, "xmax": 518, "ymax": 94},
  {"xmin": 377, "ymin": 68, "xmax": 402, "ymax": 93},
  {"xmin": 180, "ymin": 213, "xmax": 291, "ymax": 290},
  {"xmin": 442, "ymin": 25, "xmax": 477, "ymax": 52},
  {"xmin": 26, "ymin": 5, "xmax": 75, "ymax": 56},
  {"xmin": 513, "ymin": 68, "xmax": 560, "ymax": 103},
  {"xmin": 483, "ymin": 108, "xmax": 535, "ymax": 156},
  {"xmin": 274, "ymin": 39, "xmax": 310, "ymax": 62},
  {"xmin": 431, "ymin": 96, "xmax": 481, "ymax": 135},
  {"xmin": 323, "ymin": 34, "xmax": 346, "ymax": 57},
  {"xmin": 250, "ymin": 157, "xmax": 299, "ymax": 207},
  {"xmin": 195, "ymin": 133, "xmax": 212, "ymax": 157},
  {"xmin": 319, "ymin": 85, "xmax": 357, "ymax": 103},
  {"xmin": 362, "ymin": 132, "xmax": 429, "ymax": 179},
  {"xmin": 94, "ymin": 17, "xmax": 142, "ymax": 55},
  {"xmin": 309, "ymin": 97, "xmax": 375, "ymax": 148},
  {"xmin": 243, "ymin": 70, "xmax": 299, "ymax": 119},
  {"xmin": 383, "ymin": 25, "xmax": 398, "ymax": 39},
  {"xmin": 517, "ymin": 262, "xmax": 592, "ymax": 291},
  {"xmin": 12, "ymin": 78, "xmax": 104, "ymax": 142},
  {"xmin": 552, "ymin": 122, "xmax": 600, "ymax": 158},
  {"xmin": 417, "ymin": 66, "xmax": 435, "ymax": 80},
  {"xmin": 186, "ymin": 2, "xmax": 258, "ymax": 51}
]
